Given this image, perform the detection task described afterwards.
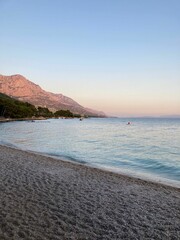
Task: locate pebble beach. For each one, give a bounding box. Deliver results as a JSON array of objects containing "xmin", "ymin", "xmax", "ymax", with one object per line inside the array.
[{"xmin": 0, "ymin": 144, "xmax": 180, "ymax": 240}]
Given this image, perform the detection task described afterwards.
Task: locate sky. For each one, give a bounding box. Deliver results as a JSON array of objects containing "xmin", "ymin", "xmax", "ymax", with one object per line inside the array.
[{"xmin": 0, "ymin": 0, "xmax": 180, "ymax": 117}]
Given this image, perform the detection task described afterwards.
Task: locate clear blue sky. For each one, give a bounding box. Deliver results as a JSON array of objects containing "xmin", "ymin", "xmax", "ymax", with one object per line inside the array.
[{"xmin": 0, "ymin": 0, "xmax": 180, "ymax": 116}]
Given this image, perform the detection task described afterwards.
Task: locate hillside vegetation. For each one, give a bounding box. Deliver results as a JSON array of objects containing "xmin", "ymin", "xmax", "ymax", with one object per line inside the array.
[
  {"xmin": 0, "ymin": 74, "xmax": 105, "ymax": 117},
  {"xmin": 0, "ymin": 93, "xmax": 75, "ymax": 119}
]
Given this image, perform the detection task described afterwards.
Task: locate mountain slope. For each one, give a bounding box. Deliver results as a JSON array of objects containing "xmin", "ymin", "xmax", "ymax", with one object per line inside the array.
[
  {"xmin": 0, "ymin": 92, "xmax": 37, "ymax": 118},
  {"xmin": 0, "ymin": 74, "xmax": 105, "ymax": 117}
]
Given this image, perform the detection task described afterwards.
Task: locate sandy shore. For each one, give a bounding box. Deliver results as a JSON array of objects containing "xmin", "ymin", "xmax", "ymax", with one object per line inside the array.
[{"xmin": 0, "ymin": 145, "xmax": 180, "ymax": 240}]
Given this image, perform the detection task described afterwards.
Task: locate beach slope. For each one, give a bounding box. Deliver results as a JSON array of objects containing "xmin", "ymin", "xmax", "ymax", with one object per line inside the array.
[{"xmin": 0, "ymin": 145, "xmax": 179, "ymax": 239}]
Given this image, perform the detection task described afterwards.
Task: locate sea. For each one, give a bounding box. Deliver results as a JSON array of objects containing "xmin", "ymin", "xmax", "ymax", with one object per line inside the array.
[{"xmin": 0, "ymin": 117, "xmax": 180, "ymax": 187}]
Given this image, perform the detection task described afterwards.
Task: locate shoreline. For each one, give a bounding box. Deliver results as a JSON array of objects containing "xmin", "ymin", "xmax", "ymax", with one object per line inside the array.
[
  {"xmin": 1, "ymin": 142, "xmax": 180, "ymax": 189},
  {"xmin": 0, "ymin": 117, "xmax": 49, "ymax": 123},
  {"xmin": 0, "ymin": 144, "xmax": 180, "ymax": 239},
  {"xmin": 33, "ymin": 151, "xmax": 180, "ymax": 189},
  {"xmin": 0, "ymin": 119, "xmax": 180, "ymax": 188}
]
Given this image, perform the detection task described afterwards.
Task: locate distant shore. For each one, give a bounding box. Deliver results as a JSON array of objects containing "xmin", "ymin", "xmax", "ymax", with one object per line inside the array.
[
  {"xmin": 0, "ymin": 116, "xmax": 99, "ymax": 123},
  {"xmin": 0, "ymin": 117, "xmax": 48, "ymax": 123},
  {"xmin": 0, "ymin": 117, "xmax": 77, "ymax": 123},
  {"xmin": 0, "ymin": 144, "xmax": 179, "ymax": 239}
]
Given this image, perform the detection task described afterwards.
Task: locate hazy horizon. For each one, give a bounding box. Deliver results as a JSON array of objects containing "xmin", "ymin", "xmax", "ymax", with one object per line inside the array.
[{"xmin": 0, "ymin": 0, "xmax": 179, "ymax": 117}]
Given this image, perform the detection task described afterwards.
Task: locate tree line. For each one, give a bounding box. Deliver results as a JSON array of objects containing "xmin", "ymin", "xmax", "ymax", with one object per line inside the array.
[{"xmin": 0, "ymin": 93, "xmax": 81, "ymax": 119}]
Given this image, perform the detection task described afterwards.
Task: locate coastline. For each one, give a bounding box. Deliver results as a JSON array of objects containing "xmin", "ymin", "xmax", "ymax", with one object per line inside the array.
[
  {"xmin": 1, "ymin": 117, "xmax": 180, "ymax": 188},
  {"xmin": 0, "ymin": 117, "xmax": 48, "ymax": 123},
  {"xmin": 1, "ymin": 140, "xmax": 180, "ymax": 189},
  {"xmin": 31, "ymin": 151, "xmax": 180, "ymax": 189},
  {"xmin": 0, "ymin": 144, "xmax": 180, "ymax": 239}
]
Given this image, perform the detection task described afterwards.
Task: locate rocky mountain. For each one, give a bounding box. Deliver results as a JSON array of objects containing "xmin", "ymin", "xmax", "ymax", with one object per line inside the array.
[{"xmin": 0, "ymin": 74, "xmax": 105, "ymax": 117}]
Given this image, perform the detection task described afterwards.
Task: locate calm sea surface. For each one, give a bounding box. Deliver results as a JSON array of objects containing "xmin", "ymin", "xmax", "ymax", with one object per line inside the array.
[{"xmin": 0, "ymin": 118, "xmax": 180, "ymax": 186}]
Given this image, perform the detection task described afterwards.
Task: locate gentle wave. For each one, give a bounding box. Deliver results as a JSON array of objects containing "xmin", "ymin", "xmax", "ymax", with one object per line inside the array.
[{"xmin": 0, "ymin": 118, "xmax": 180, "ymax": 185}]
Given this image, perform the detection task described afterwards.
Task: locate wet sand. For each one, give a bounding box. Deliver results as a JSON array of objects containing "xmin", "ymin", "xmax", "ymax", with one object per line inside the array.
[{"xmin": 0, "ymin": 145, "xmax": 180, "ymax": 239}]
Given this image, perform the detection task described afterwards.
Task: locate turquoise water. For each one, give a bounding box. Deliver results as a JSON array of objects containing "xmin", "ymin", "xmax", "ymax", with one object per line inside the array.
[{"xmin": 0, "ymin": 118, "xmax": 180, "ymax": 185}]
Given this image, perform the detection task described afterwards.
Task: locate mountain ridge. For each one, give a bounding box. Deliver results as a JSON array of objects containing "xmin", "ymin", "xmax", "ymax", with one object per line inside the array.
[{"xmin": 0, "ymin": 74, "xmax": 105, "ymax": 117}]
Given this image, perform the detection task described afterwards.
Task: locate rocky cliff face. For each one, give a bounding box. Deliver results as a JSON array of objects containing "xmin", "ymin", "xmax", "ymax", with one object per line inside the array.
[{"xmin": 0, "ymin": 74, "xmax": 105, "ymax": 117}]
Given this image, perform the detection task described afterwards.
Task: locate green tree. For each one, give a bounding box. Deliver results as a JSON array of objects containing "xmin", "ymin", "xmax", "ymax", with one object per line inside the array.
[
  {"xmin": 54, "ymin": 110, "xmax": 74, "ymax": 118},
  {"xmin": 36, "ymin": 107, "xmax": 54, "ymax": 117}
]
